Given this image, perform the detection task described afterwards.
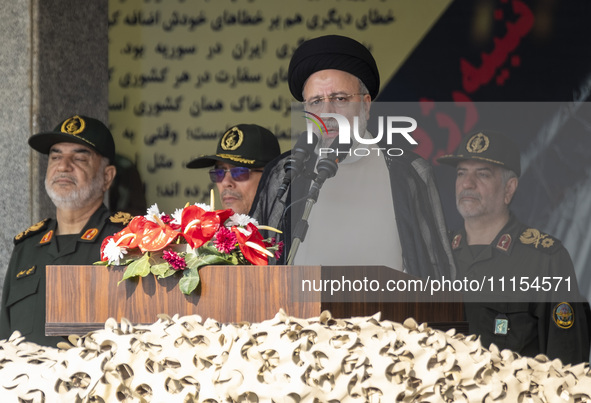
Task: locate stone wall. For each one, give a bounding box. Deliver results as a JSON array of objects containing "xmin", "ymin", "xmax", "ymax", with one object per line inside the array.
[{"xmin": 0, "ymin": 0, "xmax": 108, "ymax": 301}]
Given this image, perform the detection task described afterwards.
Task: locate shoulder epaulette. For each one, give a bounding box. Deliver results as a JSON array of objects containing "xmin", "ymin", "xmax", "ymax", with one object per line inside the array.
[
  {"xmin": 110, "ymin": 211, "xmax": 133, "ymax": 226},
  {"xmin": 14, "ymin": 218, "xmax": 50, "ymax": 245},
  {"xmin": 519, "ymin": 228, "xmax": 561, "ymax": 253}
]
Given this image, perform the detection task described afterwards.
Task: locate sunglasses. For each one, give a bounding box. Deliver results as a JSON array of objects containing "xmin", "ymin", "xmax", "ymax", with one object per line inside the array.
[{"xmin": 208, "ymin": 167, "xmax": 263, "ymax": 183}]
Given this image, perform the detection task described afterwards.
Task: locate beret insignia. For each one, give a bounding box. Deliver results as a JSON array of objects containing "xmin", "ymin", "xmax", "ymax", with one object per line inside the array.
[
  {"xmin": 110, "ymin": 211, "xmax": 133, "ymax": 225},
  {"xmin": 14, "ymin": 218, "xmax": 50, "ymax": 245}
]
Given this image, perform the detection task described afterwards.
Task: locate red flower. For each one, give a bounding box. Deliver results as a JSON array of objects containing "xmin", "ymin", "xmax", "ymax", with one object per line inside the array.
[
  {"xmin": 181, "ymin": 206, "xmax": 233, "ymax": 249},
  {"xmin": 117, "ymin": 215, "xmax": 179, "ymax": 253},
  {"xmin": 100, "ymin": 235, "xmax": 114, "ymax": 261},
  {"xmin": 275, "ymin": 241, "xmax": 284, "ymax": 260},
  {"xmin": 113, "ymin": 216, "xmax": 146, "ymax": 248},
  {"xmin": 138, "ymin": 220, "xmax": 179, "ymax": 252},
  {"xmin": 232, "ymin": 223, "xmax": 270, "ymax": 266},
  {"xmin": 163, "ymin": 250, "xmax": 187, "ymax": 270},
  {"xmin": 214, "ymin": 226, "xmax": 238, "ymax": 254}
]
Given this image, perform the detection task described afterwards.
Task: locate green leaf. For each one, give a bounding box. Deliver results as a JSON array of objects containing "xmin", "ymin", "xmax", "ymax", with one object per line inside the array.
[
  {"xmin": 179, "ymin": 267, "xmax": 200, "ymax": 295},
  {"xmin": 184, "ymin": 251, "xmax": 201, "ymax": 269},
  {"xmin": 199, "ymin": 244, "xmax": 223, "ymax": 256},
  {"xmin": 94, "ymin": 258, "xmax": 135, "ymax": 267},
  {"xmin": 161, "ymin": 267, "xmax": 178, "ymax": 279},
  {"xmin": 151, "ymin": 262, "xmax": 171, "ymax": 277},
  {"xmin": 199, "ymin": 253, "xmax": 233, "ymax": 266},
  {"xmin": 118, "ymin": 253, "xmax": 151, "ymax": 285},
  {"xmin": 227, "ymin": 254, "xmax": 239, "ymax": 265}
]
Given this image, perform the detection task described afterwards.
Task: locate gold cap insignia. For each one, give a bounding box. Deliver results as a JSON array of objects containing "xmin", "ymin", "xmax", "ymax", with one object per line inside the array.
[
  {"xmin": 466, "ymin": 133, "xmax": 490, "ymax": 154},
  {"xmin": 216, "ymin": 154, "xmax": 255, "ymax": 165},
  {"xmin": 81, "ymin": 228, "xmax": 99, "ymax": 241},
  {"xmin": 496, "ymin": 234, "xmax": 512, "ymax": 252},
  {"xmin": 451, "ymin": 234, "xmax": 462, "ymax": 250},
  {"xmin": 220, "ymin": 127, "xmax": 244, "ymax": 151},
  {"xmin": 61, "ymin": 115, "xmax": 86, "ymax": 136}
]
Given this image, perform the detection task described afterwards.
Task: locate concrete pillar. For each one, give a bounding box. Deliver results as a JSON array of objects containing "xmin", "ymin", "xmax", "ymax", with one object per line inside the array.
[{"xmin": 0, "ymin": 0, "xmax": 108, "ymax": 300}]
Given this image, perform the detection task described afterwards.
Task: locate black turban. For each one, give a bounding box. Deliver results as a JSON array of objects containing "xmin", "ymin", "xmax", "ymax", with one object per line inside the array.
[{"xmin": 288, "ymin": 35, "xmax": 380, "ymax": 101}]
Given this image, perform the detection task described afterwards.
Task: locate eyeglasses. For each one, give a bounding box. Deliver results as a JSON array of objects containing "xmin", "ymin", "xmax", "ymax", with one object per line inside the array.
[
  {"xmin": 208, "ymin": 167, "xmax": 263, "ymax": 183},
  {"xmin": 302, "ymin": 93, "xmax": 367, "ymax": 112}
]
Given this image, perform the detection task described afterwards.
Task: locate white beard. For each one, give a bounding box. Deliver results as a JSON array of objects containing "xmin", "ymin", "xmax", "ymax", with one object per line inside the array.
[{"xmin": 45, "ymin": 172, "xmax": 105, "ymax": 210}]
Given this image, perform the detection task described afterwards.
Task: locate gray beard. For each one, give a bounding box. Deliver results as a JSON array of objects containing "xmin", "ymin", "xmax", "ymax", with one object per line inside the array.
[{"xmin": 45, "ymin": 173, "xmax": 105, "ymax": 210}]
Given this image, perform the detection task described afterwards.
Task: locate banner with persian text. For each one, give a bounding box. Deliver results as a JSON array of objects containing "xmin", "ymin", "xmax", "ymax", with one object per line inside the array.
[{"xmin": 108, "ymin": 0, "xmax": 451, "ymax": 211}]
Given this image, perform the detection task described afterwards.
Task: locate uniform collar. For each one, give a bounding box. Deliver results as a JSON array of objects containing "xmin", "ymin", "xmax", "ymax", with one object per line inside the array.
[
  {"xmin": 36, "ymin": 204, "xmax": 111, "ymax": 256},
  {"xmin": 452, "ymin": 213, "xmax": 520, "ymax": 256}
]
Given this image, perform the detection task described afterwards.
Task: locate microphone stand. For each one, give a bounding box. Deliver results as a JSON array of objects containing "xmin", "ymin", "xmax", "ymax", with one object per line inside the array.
[{"xmin": 286, "ymin": 157, "xmax": 339, "ymax": 265}]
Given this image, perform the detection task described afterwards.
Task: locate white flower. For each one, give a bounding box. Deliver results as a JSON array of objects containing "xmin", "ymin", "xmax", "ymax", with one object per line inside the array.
[
  {"xmin": 226, "ymin": 213, "xmax": 259, "ymax": 227},
  {"xmin": 171, "ymin": 208, "xmax": 184, "ymax": 225},
  {"xmin": 103, "ymin": 238, "xmax": 127, "ymax": 265},
  {"xmin": 145, "ymin": 203, "xmax": 161, "ymax": 223},
  {"xmin": 194, "ymin": 203, "xmax": 211, "ymax": 211}
]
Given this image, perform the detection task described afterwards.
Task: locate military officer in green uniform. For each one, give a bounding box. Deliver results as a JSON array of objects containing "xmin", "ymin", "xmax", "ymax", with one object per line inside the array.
[
  {"xmin": 0, "ymin": 115, "xmax": 131, "ymax": 346},
  {"xmin": 438, "ymin": 130, "xmax": 591, "ymax": 364}
]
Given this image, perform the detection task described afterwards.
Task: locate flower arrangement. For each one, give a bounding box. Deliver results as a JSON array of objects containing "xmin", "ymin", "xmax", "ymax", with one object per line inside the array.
[{"xmin": 95, "ymin": 203, "xmax": 283, "ymax": 295}]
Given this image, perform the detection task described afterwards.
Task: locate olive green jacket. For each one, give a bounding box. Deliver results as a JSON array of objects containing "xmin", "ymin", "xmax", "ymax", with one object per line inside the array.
[{"xmin": 0, "ymin": 205, "xmax": 129, "ymax": 346}]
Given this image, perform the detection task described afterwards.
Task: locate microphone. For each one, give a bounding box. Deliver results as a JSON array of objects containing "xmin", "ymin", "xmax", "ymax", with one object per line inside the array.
[
  {"xmin": 307, "ymin": 136, "xmax": 352, "ymax": 202},
  {"xmin": 276, "ymin": 131, "xmax": 318, "ymax": 200},
  {"xmin": 286, "ymin": 137, "xmax": 351, "ymax": 264}
]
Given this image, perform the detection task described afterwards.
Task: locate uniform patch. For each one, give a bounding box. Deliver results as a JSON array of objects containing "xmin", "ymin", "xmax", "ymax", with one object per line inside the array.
[
  {"xmin": 16, "ymin": 265, "xmax": 36, "ymax": 279},
  {"xmin": 110, "ymin": 211, "xmax": 133, "ymax": 225},
  {"xmin": 496, "ymin": 234, "xmax": 512, "ymax": 252},
  {"xmin": 40, "ymin": 230, "xmax": 53, "ymax": 244},
  {"xmin": 81, "ymin": 228, "xmax": 99, "ymax": 241},
  {"xmin": 452, "ymin": 234, "xmax": 462, "ymax": 250},
  {"xmin": 14, "ymin": 218, "xmax": 50, "ymax": 244},
  {"xmin": 520, "ymin": 228, "xmax": 555, "ymax": 249},
  {"xmin": 553, "ymin": 302, "xmax": 574, "ymax": 329},
  {"xmin": 494, "ymin": 318, "xmax": 508, "ymax": 335},
  {"xmin": 494, "ymin": 313, "xmax": 509, "ymax": 335}
]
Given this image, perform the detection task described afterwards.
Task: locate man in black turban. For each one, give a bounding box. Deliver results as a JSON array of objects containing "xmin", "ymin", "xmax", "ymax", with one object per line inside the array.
[
  {"xmin": 251, "ymin": 35, "xmax": 456, "ymax": 281},
  {"xmin": 288, "ymin": 34, "xmax": 380, "ymax": 102}
]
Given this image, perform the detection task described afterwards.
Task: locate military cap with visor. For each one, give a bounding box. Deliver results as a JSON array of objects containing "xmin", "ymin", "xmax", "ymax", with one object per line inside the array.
[
  {"xmin": 437, "ymin": 130, "xmax": 521, "ymax": 177},
  {"xmin": 28, "ymin": 115, "xmax": 116, "ymax": 164},
  {"xmin": 186, "ymin": 124, "xmax": 281, "ymax": 169}
]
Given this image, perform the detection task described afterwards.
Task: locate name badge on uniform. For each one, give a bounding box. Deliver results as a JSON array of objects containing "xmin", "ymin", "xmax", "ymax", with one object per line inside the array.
[{"xmin": 494, "ymin": 314, "xmax": 509, "ymax": 335}]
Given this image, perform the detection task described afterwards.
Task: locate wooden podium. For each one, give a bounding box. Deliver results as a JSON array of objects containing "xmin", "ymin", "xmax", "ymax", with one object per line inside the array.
[{"xmin": 46, "ymin": 265, "xmax": 466, "ymax": 336}]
